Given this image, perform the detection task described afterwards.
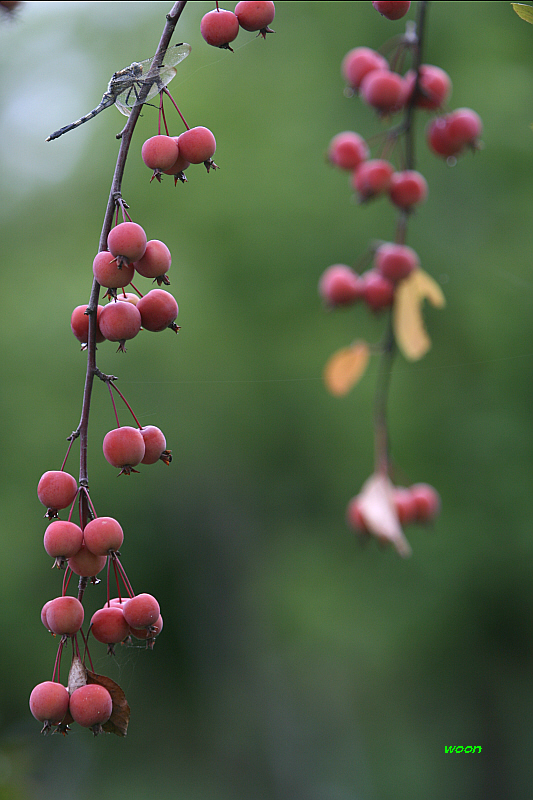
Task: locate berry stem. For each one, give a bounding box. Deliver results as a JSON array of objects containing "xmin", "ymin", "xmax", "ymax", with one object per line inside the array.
[
  {"xmin": 162, "ymin": 88, "xmax": 190, "ymax": 130},
  {"xmin": 109, "ymin": 381, "xmax": 143, "ymax": 429}
]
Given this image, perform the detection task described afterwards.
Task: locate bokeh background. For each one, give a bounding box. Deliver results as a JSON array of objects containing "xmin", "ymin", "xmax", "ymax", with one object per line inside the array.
[{"xmin": 1, "ymin": 1, "xmax": 532, "ymax": 798}]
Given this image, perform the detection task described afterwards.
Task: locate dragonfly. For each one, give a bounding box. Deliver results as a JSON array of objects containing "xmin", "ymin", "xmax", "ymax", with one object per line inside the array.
[{"xmin": 46, "ymin": 42, "xmax": 191, "ymax": 141}]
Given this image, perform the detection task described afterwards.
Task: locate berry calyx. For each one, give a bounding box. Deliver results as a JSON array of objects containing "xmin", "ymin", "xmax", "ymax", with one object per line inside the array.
[
  {"xmin": 352, "ymin": 159, "xmax": 394, "ymax": 201},
  {"xmin": 137, "ymin": 289, "xmax": 179, "ymax": 332},
  {"xmin": 318, "ymin": 264, "xmax": 362, "ymax": 307},
  {"xmin": 374, "ymin": 242, "xmax": 419, "ymax": 282},
  {"xmin": 388, "ymin": 170, "xmax": 428, "ymax": 209},
  {"xmin": 29, "ymin": 681, "xmax": 69, "ymax": 729},
  {"xmin": 102, "ymin": 426, "xmax": 146, "ymax": 473},
  {"xmin": 341, "ymin": 47, "xmax": 388, "ymax": 91},
  {"xmin": 141, "ymin": 135, "xmax": 180, "ymax": 171},
  {"xmin": 83, "ymin": 516, "xmax": 124, "ymax": 555},
  {"xmin": 327, "ymin": 131, "xmax": 369, "ymax": 171},
  {"xmin": 107, "ymin": 222, "xmax": 147, "ymax": 264},
  {"xmin": 177, "ymin": 127, "xmax": 216, "ymax": 165},
  {"xmin": 45, "ymin": 596, "xmax": 84, "ymax": 635},
  {"xmin": 37, "ymin": 471, "xmax": 78, "ymax": 515},
  {"xmin": 69, "ymin": 684, "xmax": 113, "ymax": 730},
  {"xmin": 200, "ymin": 8, "xmax": 239, "ymax": 50},
  {"xmin": 372, "ymin": 1, "xmax": 411, "ymax": 20},
  {"xmin": 234, "ymin": 1, "xmax": 275, "ymax": 36}
]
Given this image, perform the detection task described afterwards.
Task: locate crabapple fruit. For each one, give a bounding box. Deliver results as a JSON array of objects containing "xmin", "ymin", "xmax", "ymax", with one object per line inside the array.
[
  {"xmin": 140, "ymin": 426, "xmax": 168, "ymax": 464},
  {"xmin": 341, "ymin": 47, "xmax": 388, "ymax": 91},
  {"xmin": 200, "ymin": 8, "xmax": 239, "ymax": 49},
  {"xmin": 45, "ymin": 596, "xmax": 84, "ymax": 635},
  {"xmin": 318, "ymin": 264, "xmax": 362, "ymax": 307},
  {"xmin": 67, "ymin": 545, "xmax": 107, "ymax": 578},
  {"xmin": 83, "ymin": 517, "xmax": 124, "ymax": 555},
  {"xmin": 352, "ymin": 159, "xmax": 394, "ymax": 201},
  {"xmin": 372, "ymin": 1, "xmax": 411, "ymax": 20},
  {"xmin": 90, "ymin": 607, "xmax": 130, "ymax": 644},
  {"xmin": 92, "ymin": 251, "xmax": 135, "ymax": 289},
  {"xmin": 426, "ymin": 116, "xmax": 459, "ymax": 158},
  {"xmin": 410, "ymin": 483, "xmax": 441, "ymax": 522},
  {"xmin": 41, "ymin": 600, "xmax": 53, "ymax": 631},
  {"xmin": 388, "ymin": 170, "xmax": 428, "ymax": 209},
  {"xmin": 44, "ymin": 520, "xmax": 83, "ymax": 563},
  {"xmin": 69, "ymin": 684, "xmax": 113, "ymax": 728},
  {"xmin": 37, "ymin": 471, "xmax": 78, "ymax": 512},
  {"xmin": 327, "ymin": 131, "xmax": 369, "ymax": 171},
  {"xmin": 71, "ymin": 304, "xmax": 106, "ymax": 344},
  {"xmin": 403, "ymin": 65, "xmax": 452, "ymax": 111},
  {"xmin": 374, "ymin": 242, "xmax": 419, "ymax": 282},
  {"xmin": 361, "ymin": 270, "xmax": 395, "ymax": 311},
  {"xmin": 234, "ymin": 1, "xmax": 275, "ymax": 33},
  {"xmin": 137, "ymin": 289, "xmax": 178, "ymax": 332},
  {"xmin": 123, "ymin": 593, "xmax": 160, "ymax": 629},
  {"xmin": 177, "ymin": 126, "xmax": 216, "ymax": 164},
  {"xmin": 102, "ymin": 426, "xmax": 146, "ymax": 470},
  {"xmin": 141, "ymin": 135, "xmax": 180, "ymax": 171},
  {"xmin": 133, "ymin": 240, "xmax": 171, "ymax": 280},
  {"xmin": 107, "ymin": 222, "xmax": 147, "ymax": 263},
  {"xmin": 392, "ymin": 486, "xmax": 418, "ymax": 525},
  {"xmin": 446, "ymin": 108, "xmax": 483, "ymax": 151},
  {"xmin": 98, "ymin": 300, "xmax": 142, "ymax": 346},
  {"xmin": 360, "ymin": 69, "xmax": 405, "ymax": 114},
  {"xmin": 130, "ymin": 614, "xmax": 163, "ymax": 640},
  {"xmin": 29, "ymin": 681, "xmax": 69, "ymax": 725},
  {"xmin": 161, "ymin": 149, "xmax": 191, "ymax": 176},
  {"xmin": 117, "ymin": 292, "xmax": 140, "ymax": 305}
]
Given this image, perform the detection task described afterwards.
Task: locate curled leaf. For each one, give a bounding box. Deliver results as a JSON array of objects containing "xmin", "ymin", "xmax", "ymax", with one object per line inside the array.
[
  {"xmin": 324, "ymin": 340, "xmax": 370, "ymax": 396},
  {"xmin": 87, "ymin": 670, "xmax": 130, "ymax": 737},
  {"xmin": 393, "ymin": 268, "xmax": 445, "ymax": 361},
  {"xmin": 356, "ymin": 472, "xmax": 412, "ymax": 557},
  {"xmin": 512, "ymin": 3, "xmax": 533, "ymax": 23}
]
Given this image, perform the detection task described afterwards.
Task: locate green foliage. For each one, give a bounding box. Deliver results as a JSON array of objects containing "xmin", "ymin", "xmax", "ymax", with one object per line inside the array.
[{"xmin": 512, "ymin": 2, "xmax": 533, "ymax": 23}]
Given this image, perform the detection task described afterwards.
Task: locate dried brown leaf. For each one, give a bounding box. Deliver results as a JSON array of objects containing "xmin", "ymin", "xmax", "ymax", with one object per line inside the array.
[
  {"xmin": 357, "ymin": 472, "xmax": 412, "ymax": 557},
  {"xmin": 87, "ymin": 670, "xmax": 130, "ymax": 737},
  {"xmin": 393, "ymin": 269, "xmax": 445, "ymax": 361},
  {"xmin": 324, "ymin": 340, "xmax": 370, "ymax": 396}
]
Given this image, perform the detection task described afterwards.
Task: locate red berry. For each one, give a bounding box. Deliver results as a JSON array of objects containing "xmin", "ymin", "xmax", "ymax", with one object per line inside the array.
[
  {"xmin": 71, "ymin": 304, "xmax": 106, "ymax": 344},
  {"xmin": 426, "ymin": 116, "xmax": 459, "ymax": 158},
  {"xmin": 98, "ymin": 300, "xmax": 142, "ymax": 346},
  {"xmin": 318, "ymin": 264, "xmax": 362, "ymax": 307},
  {"xmin": 68, "ymin": 545, "xmax": 107, "ymax": 578},
  {"xmin": 83, "ymin": 517, "xmax": 124, "ymax": 555},
  {"xmin": 92, "ymin": 251, "xmax": 134, "ymax": 289},
  {"xmin": 410, "ymin": 483, "xmax": 441, "ymax": 522},
  {"xmin": 177, "ymin": 127, "xmax": 216, "ymax": 164},
  {"xmin": 102, "ymin": 426, "xmax": 146, "ymax": 470},
  {"xmin": 69, "ymin": 684, "xmax": 113, "ymax": 728},
  {"xmin": 90, "ymin": 607, "xmax": 130, "ymax": 644},
  {"xmin": 374, "ymin": 242, "xmax": 419, "ymax": 282},
  {"xmin": 403, "ymin": 65, "xmax": 452, "ymax": 111},
  {"xmin": 123, "ymin": 593, "xmax": 160, "ymax": 629},
  {"xmin": 161, "ymin": 148, "xmax": 191, "ymax": 176},
  {"xmin": 141, "ymin": 135, "xmax": 180, "ymax": 170},
  {"xmin": 360, "ymin": 69, "xmax": 405, "ymax": 114},
  {"xmin": 388, "ymin": 170, "xmax": 428, "ymax": 209},
  {"xmin": 446, "ymin": 107, "xmax": 483, "ymax": 150},
  {"xmin": 392, "ymin": 486, "xmax": 418, "ymax": 525},
  {"xmin": 137, "ymin": 289, "xmax": 178, "ymax": 332},
  {"xmin": 41, "ymin": 600, "xmax": 53, "ymax": 631},
  {"xmin": 130, "ymin": 614, "xmax": 163, "ymax": 640},
  {"xmin": 352, "ymin": 159, "xmax": 394, "ymax": 201},
  {"xmin": 341, "ymin": 47, "xmax": 388, "ymax": 91},
  {"xmin": 327, "ymin": 131, "xmax": 369, "ymax": 171},
  {"xmin": 29, "ymin": 681, "xmax": 69, "ymax": 725},
  {"xmin": 361, "ymin": 270, "xmax": 395, "ymax": 311},
  {"xmin": 44, "ymin": 520, "xmax": 83, "ymax": 561},
  {"xmin": 107, "ymin": 222, "xmax": 147, "ymax": 263},
  {"xmin": 133, "ymin": 240, "xmax": 171, "ymax": 280},
  {"xmin": 200, "ymin": 8, "xmax": 239, "ymax": 49},
  {"xmin": 234, "ymin": 1, "xmax": 275, "ymax": 32},
  {"xmin": 46, "ymin": 596, "xmax": 84, "ymax": 635},
  {"xmin": 372, "ymin": 1, "xmax": 411, "ymax": 20},
  {"xmin": 37, "ymin": 471, "xmax": 78, "ymax": 512},
  {"xmin": 140, "ymin": 426, "xmax": 167, "ymax": 465},
  {"xmin": 346, "ymin": 495, "xmax": 368, "ymax": 533}
]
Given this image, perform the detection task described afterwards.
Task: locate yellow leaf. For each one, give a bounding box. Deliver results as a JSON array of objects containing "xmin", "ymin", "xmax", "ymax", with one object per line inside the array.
[
  {"xmin": 324, "ymin": 340, "xmax": 370, "ymax": 396},
  {"xmin": 393, "ymin": 268, "xmax": 445, "ymax": 361}
]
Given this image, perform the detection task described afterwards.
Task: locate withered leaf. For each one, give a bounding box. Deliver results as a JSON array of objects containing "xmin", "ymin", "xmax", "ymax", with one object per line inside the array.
[
  {"xmin": 393, "ymin": 268, "xmax": 445, "ymax": 361},
  {"xmin": 87, "ymin": 670, "xmax": 130, "ymax": 737},
  {"xmin": 357, "ymin": 472, "xmax": 412, "ymax": 558},
  {"xmin": 324, "ymin": 340, "xmax": 370, "ymax": 396}
]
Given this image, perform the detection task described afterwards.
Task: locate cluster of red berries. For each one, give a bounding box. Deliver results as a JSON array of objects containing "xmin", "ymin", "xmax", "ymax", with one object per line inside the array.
[
  {"xmin": 347, "ymin": 481, "xmax": 441, "ymax": 538},
  {"xmin": 200, "ymin": 1, "xmax": 275, "ymax": 51},
  {"xmin": 141, "ymin": 126, "xmax": 217, "ymax": 180}
]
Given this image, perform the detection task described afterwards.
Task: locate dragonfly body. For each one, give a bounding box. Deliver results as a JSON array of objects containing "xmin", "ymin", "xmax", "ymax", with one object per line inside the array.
[{"xmin": 46, "ymin": 43, "xmax": 191, "ymax": 142}]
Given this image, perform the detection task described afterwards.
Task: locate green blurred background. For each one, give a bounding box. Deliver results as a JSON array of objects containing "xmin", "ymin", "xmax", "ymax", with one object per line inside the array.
[{"xmin": 1, "ymin": 1, "xmax": 533, "ymax": 797}]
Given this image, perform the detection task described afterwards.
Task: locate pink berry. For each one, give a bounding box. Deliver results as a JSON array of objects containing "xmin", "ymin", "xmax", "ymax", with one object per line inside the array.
[
  {"xmin": 92, "ymin": 251, "xmax": 134, "ymax": 289},
  {"xmin": 374, "ymin": 242, "xmax": 419, "ymax": 282},
  {"xmin": 446, "ymin": 108, "xmax": 483, "ymax": 150},
  {"xmin": 102, "ymin": 426, "xmax": 146, "ymax": 470},
  {"xmin": 327, "ymin": 131, "xmax": 369, "ymax": 171},
  {"xmin": 69, "ymin": 684, "xmax": 113, "ymax": 728},
  {"xmin": 361, "ymin": 270, "xmax": 395, "ymax": 312},
  {"xmin": 346, "ymin": 495, "xmax": 368, "ymax": 533},
  {"xmin": 107, "ymin": 222, "xmax": 147, "ymax": 263},
  {"xmin": 133, "ymin": 240, "xmax": 171, "ymax": 280},
  {"xmin": 44, "ymin": 520, "xmax": 83, "ymax": 561},
  {"xmin": 318, "ymin": 264, "xmax": 362, "ymax": 307},
  {"xmin": 130, "ymin": 614, "xmax": 163, "ymax": 640},
  {"xmin": 141, "ymin": 135, "xmax": 180, "ymax": 170},
  {"xmin": 360, "ymin": 69, "xmax": 405, "ymax": 114},
  {"xmin": 426, "ymin": 116, "xmax": 459, "ymax": 158},
  {"xmin": 177, "ymin": 127, "xmax": 216, "ymax": 164},
  {"xmin": 90, "ymin": 607, "xmax": 130, "ymax": 644},
  {"xmin": 410, "ymin": 483, "xmax": 441, "ymax": 522},
  {"xmin": 161, "ymin": 148, "xmax": 191, "ymax": 176},
  {"xmin": 37, "ymin": 471, "xmax": 78, "ymax": 512},
  {"xmin": 341, "ymin": 47, "xmax": 388, "ymax": 91},
  {"xmin": 68, "ymin": 545, "xmax": 107, "ymax": 578},
  {"xmin": 46, "ymin": 596, "xmax": 84, "ymax": 635},
  {"xmin": 388, "ymin": 170, "xmax": 428, "ymax": 209},
  {"xmin": 392, "ymin": 486, "xmax": 418, "ymax": 525},
  {"xmin": 29, "ymin": 681, "xmax": 69, "ymax": 725},
  {"xmin": 403, "ymin": 65, "xmax": 452, "ymax": 111},
  {"xmin": 352, "ymin": 159, "xmax": 394, "ymax": 201},
  {"xmin": 137, "ymin": 289, "xmax": 178, "ymax": 332},
  {"xmin": 71, "ymin": 304, "xmax": 106, "ymax": 344},
  {"xmin": 234, "ymin": 1, "xmax": 275, "ymax": 32},
  {"xmin": 83, "ymin": 517, "xmax": 124, "ymax": 555},
  {"xmin": 98, "ymin": 300, "xmax": 142, "ymax": 346},
  {"xmin": 200, "ymin": 8, "xmax": 239, "ymax": 49},
  {"xmin": 372, "ymin": 1, "xmax": 411, "ymax": 20},
  {"xmin": 123, "ymin": 593, "xmax": 160, "ymax": 629},
  {"xmin": 117, "ymin": 292, "xmax": 140, "ymax": 305},
  {"xmin": 41, "ymin": 600, "xmax": 53, "ymax": 631},
  {"xmin": 104, "ymin": 597, "xmax": 130, "ymax": 608},
  {"xmin": 140, "ymin": 426, "xmax": 168, "ymax": 465}
]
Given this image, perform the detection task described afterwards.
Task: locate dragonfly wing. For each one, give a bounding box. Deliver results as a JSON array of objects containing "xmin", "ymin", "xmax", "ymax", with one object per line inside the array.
[{"xmin": 114, "ymin": 43, "xmax": 191, "ymax": 116}]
